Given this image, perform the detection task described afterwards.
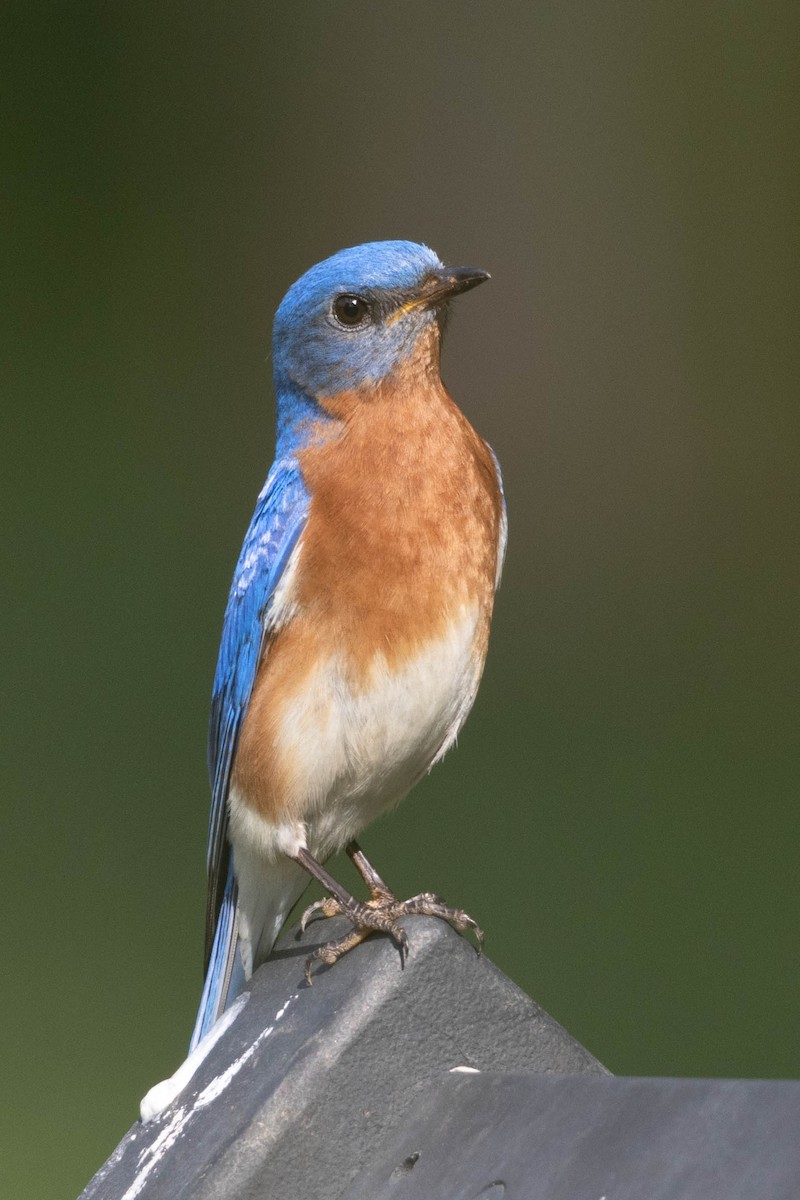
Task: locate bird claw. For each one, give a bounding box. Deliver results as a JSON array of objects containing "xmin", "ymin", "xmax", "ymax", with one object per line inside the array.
[
  {"xmin": 398, "ymin": 892, "xmax": 484, "ymax": 954},
  {"xmin": 300, "ymin": 887, "xmax": 481, "ymax": 983},
  {"xmin": 299, "ymin": 895, "xmax": 342, "ymax": 933}
]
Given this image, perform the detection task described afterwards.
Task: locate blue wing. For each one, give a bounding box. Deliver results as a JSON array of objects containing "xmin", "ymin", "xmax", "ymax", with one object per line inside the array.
[{"xmin": 191, "ymin": 456, "xmax": 309, "ymax": 1048}]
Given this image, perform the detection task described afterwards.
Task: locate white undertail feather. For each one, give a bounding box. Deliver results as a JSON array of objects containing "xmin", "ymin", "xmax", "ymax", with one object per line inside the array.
[{"xmin": 231, "ymin": 835, "xmax": 310, "ymax": 975}]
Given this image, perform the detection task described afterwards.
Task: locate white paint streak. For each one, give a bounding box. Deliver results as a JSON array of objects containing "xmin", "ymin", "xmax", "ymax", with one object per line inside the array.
[
  {"xmin": 121, "ymin": 1107, "xmax": 188, "ymax": 1200},
  {"xmin": 274, "ymin": 996, "xmax": 292, "ymax": 1020},
  {"xmin": 194, "ymin": 1023, "xmax": 273, "ymax": 1109},
  {"xmin": 449, "ymin": 1065, "xmax": 481, "ymax": 1074},
  {"xmin": 140, "ymin": 993, "xmax": 250, "ymax": 1123},
  {"xmin": 124, "ymin": 993, "xmax": 299, "ymax": 1199}
]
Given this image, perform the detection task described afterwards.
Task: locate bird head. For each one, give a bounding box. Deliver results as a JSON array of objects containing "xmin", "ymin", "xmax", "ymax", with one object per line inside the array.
[{"xmin": 272, "ymin": 240, "xmax": 489, "ymax": 402}]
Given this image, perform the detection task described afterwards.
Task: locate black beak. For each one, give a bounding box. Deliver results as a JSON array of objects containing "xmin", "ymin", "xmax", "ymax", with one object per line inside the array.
[{"xmin": 420, "ymin": 266, "xmax": 491, "ymax": 307}]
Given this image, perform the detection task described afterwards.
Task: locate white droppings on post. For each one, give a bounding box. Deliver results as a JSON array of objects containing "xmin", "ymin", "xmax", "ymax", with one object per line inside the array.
[
  {"xmin": 194, "ymin": 1023, "xmax": 273, "ymax": 1109},
  {"xmin": 125, "ymin": 992, "xmax": 300, "ymax": 1198},
  {"xmin": 121, "ymin": 1107, "xmax": 189, "ymax": 1200},
  {"xmin": 140, "ymin": 992, "xmax": 250, "ymax": 1123}
]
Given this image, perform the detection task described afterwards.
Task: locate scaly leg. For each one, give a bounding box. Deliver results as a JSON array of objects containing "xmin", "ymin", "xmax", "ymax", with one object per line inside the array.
[{"xmin": 292, "ymin": 841, "xmax": 483, "ymax": 985}]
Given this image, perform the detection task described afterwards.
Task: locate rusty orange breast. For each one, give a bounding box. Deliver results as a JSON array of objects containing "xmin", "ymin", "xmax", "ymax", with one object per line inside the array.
[{"xmin": 294, "ymin": 345, "xmax": 503, "ymax": 682}]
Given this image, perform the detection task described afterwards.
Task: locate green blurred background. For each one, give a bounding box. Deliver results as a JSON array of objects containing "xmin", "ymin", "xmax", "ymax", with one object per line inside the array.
[{"xmin": 3, "ymin": 3, "xmax": 798, "ymax": 1195}]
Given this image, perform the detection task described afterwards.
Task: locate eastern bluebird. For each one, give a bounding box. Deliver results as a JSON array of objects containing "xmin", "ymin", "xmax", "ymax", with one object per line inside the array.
[{"xmin": 192, "ymin": 240, "xmax": 506, "ymax": 1049}]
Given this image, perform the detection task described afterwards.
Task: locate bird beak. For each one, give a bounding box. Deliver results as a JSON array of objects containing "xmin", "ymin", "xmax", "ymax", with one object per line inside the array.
[
  {"xmin": 387, "ymin": 266, "xmax": 490, "ymax": 323},
  {"xmin": 421, "ymin": 266, "xmax": 491, "ymax": 305}
]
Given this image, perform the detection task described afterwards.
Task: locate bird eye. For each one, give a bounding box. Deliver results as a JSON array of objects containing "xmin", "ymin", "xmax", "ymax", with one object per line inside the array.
[{"xmin": 332, "ymin": 294, "xmax": 370, "ymax": 328}]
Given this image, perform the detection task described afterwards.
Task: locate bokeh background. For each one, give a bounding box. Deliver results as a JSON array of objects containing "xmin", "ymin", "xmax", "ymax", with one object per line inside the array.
[{"xmin": 3, "ymin": 3, "xmax": 798, "ymax": 1195}]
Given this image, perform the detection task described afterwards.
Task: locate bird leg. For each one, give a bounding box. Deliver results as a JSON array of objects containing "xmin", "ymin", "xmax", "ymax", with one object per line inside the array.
[
  {"xmin": 292, "ymin": 841, "xmax": 483, "ymax": 985},
  {"xmin": 346, "ymin": 840, "xmax": 395, "ymax": 898}
]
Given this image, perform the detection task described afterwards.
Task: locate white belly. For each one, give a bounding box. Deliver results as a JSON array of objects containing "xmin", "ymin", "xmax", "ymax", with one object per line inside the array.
[{"xmin": 229, "ymin": 604, "xmax": 484, "ymax": 865}]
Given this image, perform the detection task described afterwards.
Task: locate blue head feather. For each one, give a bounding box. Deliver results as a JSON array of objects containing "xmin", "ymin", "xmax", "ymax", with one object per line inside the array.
[{"xmin": 272, "ymin": 240, "xmax": 444, "ymax": 455}]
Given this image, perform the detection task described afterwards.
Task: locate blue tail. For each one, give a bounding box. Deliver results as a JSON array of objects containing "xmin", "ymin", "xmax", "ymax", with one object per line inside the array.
[{"xmin": 190, "ymin": 860, "xmax": 246, "ymax": 1051}]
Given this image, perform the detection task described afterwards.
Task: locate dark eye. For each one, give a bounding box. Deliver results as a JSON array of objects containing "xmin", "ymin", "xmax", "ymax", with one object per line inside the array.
[{"xmin": 332, "ymin": 294, "xmax": 370, "ymax": 328}]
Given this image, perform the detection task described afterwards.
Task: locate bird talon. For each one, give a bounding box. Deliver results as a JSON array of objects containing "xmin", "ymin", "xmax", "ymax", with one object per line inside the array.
[
  {"xmin": 293, "ymin": 847, "xmax": 483, "ymax": 984},
  {"xmin": 297, "ymin": 881, "xmax": 481, "ymax": 983},
  {"xmin": 467, "ymin": 919, "xmax": 485, "ymax": 953},
  {"xmin": 300, "ymin": 896, "xmax": 342, "ymax": 933}
]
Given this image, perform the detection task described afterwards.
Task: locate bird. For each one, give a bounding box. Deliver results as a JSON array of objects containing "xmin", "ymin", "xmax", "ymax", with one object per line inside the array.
[{"xmin": 191, "ymin": 240, "xmax": 507, "ymax": 1050}]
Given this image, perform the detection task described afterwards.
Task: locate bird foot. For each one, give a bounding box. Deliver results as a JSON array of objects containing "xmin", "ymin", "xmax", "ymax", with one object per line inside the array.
[{"xmin": 299, "ymin": 889, "xmax": 484, "ymax": 985}]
